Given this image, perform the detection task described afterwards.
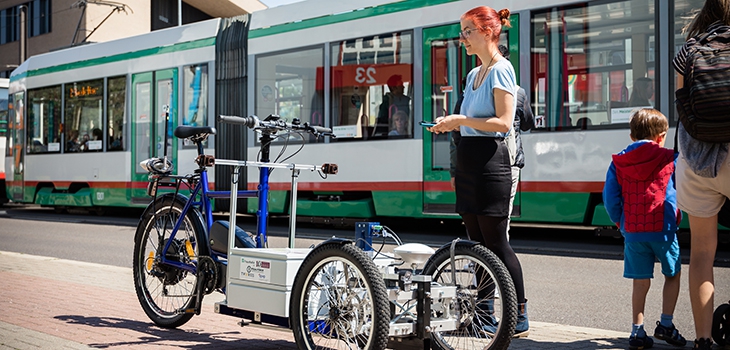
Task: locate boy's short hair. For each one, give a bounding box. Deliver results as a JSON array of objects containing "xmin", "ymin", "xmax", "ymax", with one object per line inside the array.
[{"xmin": 629, "ymin": 108, "xmax": 668, "ymax": 141}]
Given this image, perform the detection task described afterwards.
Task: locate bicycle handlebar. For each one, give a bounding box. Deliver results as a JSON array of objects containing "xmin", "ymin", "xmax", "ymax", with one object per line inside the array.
[{"xmin": 218, "ymin": 114, "xmax": 334, "ymax": 137}]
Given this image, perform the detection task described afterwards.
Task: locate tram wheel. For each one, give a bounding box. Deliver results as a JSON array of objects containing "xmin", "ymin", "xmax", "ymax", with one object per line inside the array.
[{"xmin": 290, "ymin": 242, "xmax": 389, "ymax": 350}]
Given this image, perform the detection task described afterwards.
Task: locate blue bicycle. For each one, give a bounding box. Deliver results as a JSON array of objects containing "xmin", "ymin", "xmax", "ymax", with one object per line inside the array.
[{"xmin": 132, "ymin": 114, "xmax": 336, "ymax": 327}]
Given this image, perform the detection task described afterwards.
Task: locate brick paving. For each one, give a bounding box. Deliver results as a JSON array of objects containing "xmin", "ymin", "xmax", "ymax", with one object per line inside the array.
[{"xmin": 0, "ymin": 250, "xmax": 687, "ymax": 349}]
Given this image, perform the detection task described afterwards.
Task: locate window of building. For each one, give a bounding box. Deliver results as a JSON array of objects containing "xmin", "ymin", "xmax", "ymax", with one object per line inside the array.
[
  {"xmin": 0, "ymin": 6, "xmax": 19, "ymax": 45},
  {"xmin": 330, "ymin": 31, "xmax": 413, "ymax": 140},
  {"xmin": 28, "ymin": 0, "xmax": 51, "ymax": 38},
  {"xmin": 255, "ymin": 46, "xmax": 324, "ymax": 143},
  {"xmin": 65, "ymin": 79, "xmax": 104, "ymax": 152},
  {"xmin": 107, "ymin": 76, "xmax": 126, "ymax": 151},
  {"xmin": 531, "ymin": 0, "xmax": 656, "ymax": 131},
  {"xmin": 26, "ymin": 85, "xmax": 61, "ymax": 153}
]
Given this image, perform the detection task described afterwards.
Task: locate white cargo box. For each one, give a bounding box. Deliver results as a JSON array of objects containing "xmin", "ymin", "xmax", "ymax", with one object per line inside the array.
[
  {"xmin": 226, "ymin": 247, "xmax": 311, "ymax": 318},
  {"xmin": 225, "ymin": 247, "xmax": 395, "ymax": 318}
]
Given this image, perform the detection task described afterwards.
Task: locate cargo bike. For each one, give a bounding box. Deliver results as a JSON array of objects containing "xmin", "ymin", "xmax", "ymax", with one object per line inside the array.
[{"xmin": 132, "ymin": 114, "xmax": 518, "ymax": 349}]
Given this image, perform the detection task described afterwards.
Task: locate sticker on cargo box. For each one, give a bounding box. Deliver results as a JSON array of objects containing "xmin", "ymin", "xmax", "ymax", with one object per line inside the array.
[{"xmin": 240, "ymin": 258, "xmax": 271, "ymax": 283}]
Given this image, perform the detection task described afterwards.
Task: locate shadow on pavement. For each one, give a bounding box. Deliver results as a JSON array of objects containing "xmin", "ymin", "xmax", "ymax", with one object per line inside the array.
[
  {"xmin": 53, "ymin": 315, "xmax": 296, "ymax": 349},
  {"xmin": 511, "ymin": 337, "xmax": 680, "ymax": 350}
]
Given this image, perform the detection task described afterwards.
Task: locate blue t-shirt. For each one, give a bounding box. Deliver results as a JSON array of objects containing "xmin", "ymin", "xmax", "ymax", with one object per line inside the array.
[{"xmin": 460, "ymin": 59, "xmax": 517, "ymax": 138}]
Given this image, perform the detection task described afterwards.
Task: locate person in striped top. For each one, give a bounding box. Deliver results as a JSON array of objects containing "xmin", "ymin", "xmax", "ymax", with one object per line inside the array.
[{"xmin": 673, "ymin": 1, "xmax": 730, "ymax": 349}]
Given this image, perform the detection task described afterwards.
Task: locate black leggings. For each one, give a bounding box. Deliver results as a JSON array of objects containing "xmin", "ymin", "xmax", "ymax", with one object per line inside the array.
[{"xmin": 462, "ymin": 213, "xmax": 526, "ymax": 304}]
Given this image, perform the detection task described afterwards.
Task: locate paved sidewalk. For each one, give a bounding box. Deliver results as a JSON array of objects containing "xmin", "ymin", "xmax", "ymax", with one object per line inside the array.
[{"xmin": 0, "ymin": 250, "xmax": 684, "ymax": 350}]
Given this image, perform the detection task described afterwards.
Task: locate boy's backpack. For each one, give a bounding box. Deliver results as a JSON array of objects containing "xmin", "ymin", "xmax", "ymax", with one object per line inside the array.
[
  {"xmin": 675, "ymin": 25, "xmax": 730, "ymax": 143},
  {"xmin": 713, "ymin": 300, "xmax": 730, "ymax": 346}
]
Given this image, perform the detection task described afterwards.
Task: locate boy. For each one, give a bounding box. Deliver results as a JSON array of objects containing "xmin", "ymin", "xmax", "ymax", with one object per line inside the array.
[{"xmin": 603, "ymin": 108, "xmax": 686, "ymax": 350}]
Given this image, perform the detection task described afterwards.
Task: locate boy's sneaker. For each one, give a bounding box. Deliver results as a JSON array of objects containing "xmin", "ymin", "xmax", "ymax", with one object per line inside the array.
[
  {"xmin": 692, "ymin": 338, "xmax": 713, "ymax": 350},
  {"xmin": 653, "ymin": 321, "xmax": 687, "ymax": 347},
  {"xmin": 629, "ymin": 334, "xmax": 654, "ymax": 350}
]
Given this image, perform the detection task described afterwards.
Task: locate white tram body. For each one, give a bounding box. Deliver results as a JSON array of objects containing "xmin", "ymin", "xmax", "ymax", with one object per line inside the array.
[{"xmin": 5, "ymin": 0, "xmax": 700, "ymax": 229}]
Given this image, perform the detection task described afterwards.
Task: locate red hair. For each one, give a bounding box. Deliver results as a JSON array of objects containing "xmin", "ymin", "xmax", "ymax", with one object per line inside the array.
[{"xmin": 461, "ymin": 6, "xmax": 511, "ymax": 42}]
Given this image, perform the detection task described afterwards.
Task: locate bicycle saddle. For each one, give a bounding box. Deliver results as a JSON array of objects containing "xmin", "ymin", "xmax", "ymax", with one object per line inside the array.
[{"xmin": 174, "ymin": 126, "xmax": 217, "ymax": 139}]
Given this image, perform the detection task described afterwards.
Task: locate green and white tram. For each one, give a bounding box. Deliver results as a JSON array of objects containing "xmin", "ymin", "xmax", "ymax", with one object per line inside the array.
[{"xmin": 4, "ymin": 0, "xmax": 707, "ymax": 230}]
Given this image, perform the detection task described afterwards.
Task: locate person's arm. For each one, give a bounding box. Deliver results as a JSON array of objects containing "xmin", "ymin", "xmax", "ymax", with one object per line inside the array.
[
  {"xmin": 602, "ymin": 162, "xmax": 623, "ymax": 227},
  {"xmin": 518, "ymin": 88, "xmax": 535, "ymax": 131}
]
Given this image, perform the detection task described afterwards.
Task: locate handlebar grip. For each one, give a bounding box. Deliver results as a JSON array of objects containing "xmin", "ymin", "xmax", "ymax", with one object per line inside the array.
[
  {"xmin": 309, "ymin": 125, "xmax": 332, "ymax": 134},
  {"xmin": 218, "ymin": 115, "xmax": 258, "ymax": 128}
]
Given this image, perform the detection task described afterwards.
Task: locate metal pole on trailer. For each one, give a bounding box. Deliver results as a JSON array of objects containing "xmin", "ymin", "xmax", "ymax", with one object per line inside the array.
[{"xmin": 288, "ymin": 169, "xmax": 300, "ymax": 249}]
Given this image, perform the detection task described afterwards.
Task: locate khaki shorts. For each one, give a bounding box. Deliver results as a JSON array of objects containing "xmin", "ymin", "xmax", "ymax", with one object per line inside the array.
[{"xmin": 676, "ymin": 153, "xmax": 730, "ymax": 217}]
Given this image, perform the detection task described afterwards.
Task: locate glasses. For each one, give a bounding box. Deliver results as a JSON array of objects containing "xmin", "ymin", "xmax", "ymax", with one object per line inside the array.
[{"xmin": 459, "ymin": 27, "xmax": 476, "ymax": 40}]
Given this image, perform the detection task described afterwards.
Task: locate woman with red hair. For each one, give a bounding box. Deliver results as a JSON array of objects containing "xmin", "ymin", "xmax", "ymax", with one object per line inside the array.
[{"xmin": 428, "ymin": 5, "xmax": 529, "ymax": 338}]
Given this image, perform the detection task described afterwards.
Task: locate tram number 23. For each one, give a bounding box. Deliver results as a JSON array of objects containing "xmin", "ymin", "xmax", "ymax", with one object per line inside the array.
[{"xmin": 355, "ymin": 67, "xmax": 377, "ymax": 84}]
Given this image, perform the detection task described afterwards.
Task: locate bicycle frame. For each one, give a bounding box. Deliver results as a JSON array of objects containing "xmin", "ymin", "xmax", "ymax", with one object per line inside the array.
[{"xmin": 153, "ymin": 129, "xmax": 321, "ymax": 275}]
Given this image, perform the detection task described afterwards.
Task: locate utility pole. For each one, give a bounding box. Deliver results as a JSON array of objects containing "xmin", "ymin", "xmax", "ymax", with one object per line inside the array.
[
  {"xmin": 18, "ymin": 5, "xmax": 27, "ymax": 63},
  {"xmin": 178, "ymin": 0, "xmax": 182, "ymax": 26}
]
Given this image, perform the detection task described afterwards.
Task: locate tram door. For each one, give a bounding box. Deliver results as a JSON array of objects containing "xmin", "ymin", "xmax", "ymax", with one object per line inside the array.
[
  {"xmin": 130, "ymin": 69, "xmax": 178, "ymax": 203},
  {"xmin": 422, "ymin": 20, "xmax": 518, "ymax": 215},
  {"xmin": 7, "ymin": 92, "xmax": 26, "ymax": 202}
]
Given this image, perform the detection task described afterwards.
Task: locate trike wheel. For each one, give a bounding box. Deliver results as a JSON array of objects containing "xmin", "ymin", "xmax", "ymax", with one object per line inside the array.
[
  {"xmin": 132, "ymin": 195, "xmax": 207, "ymax": 328},
  {"xmin": 290, "ymin": 242, "xmax": 389, "ymax": 350},
  {"xmin": 422, "ymin": 242, "xmax": 517, "ymax": 350}
]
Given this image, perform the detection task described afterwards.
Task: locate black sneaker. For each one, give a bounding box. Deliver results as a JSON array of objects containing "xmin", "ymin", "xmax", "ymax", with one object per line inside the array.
[
  {"xmin": 629, "ymin": 334, "xmax": 654, "ymax": 350},
  {"xmin": 692, "ymin": 338, "xmax": 713, "ymax": 350},
  {"xmin": 654, "ymin": 321, "xmax": 687, "ymax": 347}
]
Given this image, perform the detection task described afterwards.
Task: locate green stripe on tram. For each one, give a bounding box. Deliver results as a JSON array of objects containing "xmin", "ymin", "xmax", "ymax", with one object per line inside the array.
[
  {"xmin": 250, "ymin": 0, "xmax": 457, "ymax": 38},
  {"xmin": 13, "ymin": 37, "xmax": 216, "ymax": 81}
]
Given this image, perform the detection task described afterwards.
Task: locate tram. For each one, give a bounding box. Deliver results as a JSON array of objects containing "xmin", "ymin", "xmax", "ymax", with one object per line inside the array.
[{"xmin": 3, "ymin": 0, "xmax": 704, "ymax": 229}]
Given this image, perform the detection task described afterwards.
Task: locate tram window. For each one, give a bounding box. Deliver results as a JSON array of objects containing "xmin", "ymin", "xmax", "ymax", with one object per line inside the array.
[
  {"xmin": 183, "ymin": 64, "xmax": 208, "ymax": 127},
  {"xmin": 0, "ymin": 85, "xmax": 8, "ymax": 138},
  {"xmin": 182, "ymin": 64, "xmax": 208, "ymax": 148},
  {"xmin": 255, "ymin": 46, "xmax": 324, "ymax": 143},
  {"xmin": 330, "ymin": 31, "xmax": 413, "ymax": 141},
  {"xmin": 672, "ymin": 0, "xmax": 700, "ymax": 127},
  {"xmin": 65, "ymin": 79, "xmax": 104, "ymax": 152},
  {"xmin": 27, "ymin": 85, "xmax": 61, "ymax": 154},
  {"xmin": 107, "ymin": 76, "xmax": 126, "ymax": 152},
  {"xmin": 531, "ymin": 0, "xmax": 656, "ymax": 131}
]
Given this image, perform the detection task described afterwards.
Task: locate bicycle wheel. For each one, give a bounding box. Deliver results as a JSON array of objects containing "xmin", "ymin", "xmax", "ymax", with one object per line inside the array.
[
  {"xmin": 422, "ymin": 241, "xmax": 517, "ymax": 350},
  {"xmin": 290, "ymin": 242, "xmax": 390, "ymax": 350},
  {"xmin": 133, "ymin": 194, "xmax": 208, "ymax": 328}
]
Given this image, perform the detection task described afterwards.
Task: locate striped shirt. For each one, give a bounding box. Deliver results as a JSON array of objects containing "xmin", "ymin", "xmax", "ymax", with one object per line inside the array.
[{"xmin": 673, "ymin": 21, "xmax": 730, "ymax": 74}]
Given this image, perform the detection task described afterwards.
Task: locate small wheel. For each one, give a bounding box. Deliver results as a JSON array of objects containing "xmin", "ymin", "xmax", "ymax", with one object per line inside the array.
[
  {"xmin": 132, "ymin": 194, "xmax": 208, "ymax": 328},
  {"xmin": 290, "ymin": 242, "xmax": 389, "ymax": 350},
  {"xmin": 422, "ymin": 242, "xmax": 518, "ymax": 350},
  {"xmin": 713, "ymin": 303, "xmax": 730, "ymax": 346}
]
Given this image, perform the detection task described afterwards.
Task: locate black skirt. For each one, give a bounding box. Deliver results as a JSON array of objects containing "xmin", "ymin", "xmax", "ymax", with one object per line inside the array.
[{"xmin": 455, "ymin": 137, "xmax": 512, "ymax": 216}]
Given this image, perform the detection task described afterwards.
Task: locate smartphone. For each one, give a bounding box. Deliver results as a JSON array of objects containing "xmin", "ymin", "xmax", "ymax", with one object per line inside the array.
[{"xmin": 419, "ymin": 120, "xmax": 436, "ymax": 127}]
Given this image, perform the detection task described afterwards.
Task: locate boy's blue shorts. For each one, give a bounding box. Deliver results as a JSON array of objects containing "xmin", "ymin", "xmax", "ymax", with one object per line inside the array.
[{"xmin": 623, "ymin": 240, "xmax": 681, "ymax": 279}]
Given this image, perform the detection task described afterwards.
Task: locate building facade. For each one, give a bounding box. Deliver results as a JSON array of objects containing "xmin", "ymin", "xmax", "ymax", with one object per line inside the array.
[{"xmin": 0, "ymin": 0, "xmax": 264, "ymax": 77}]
